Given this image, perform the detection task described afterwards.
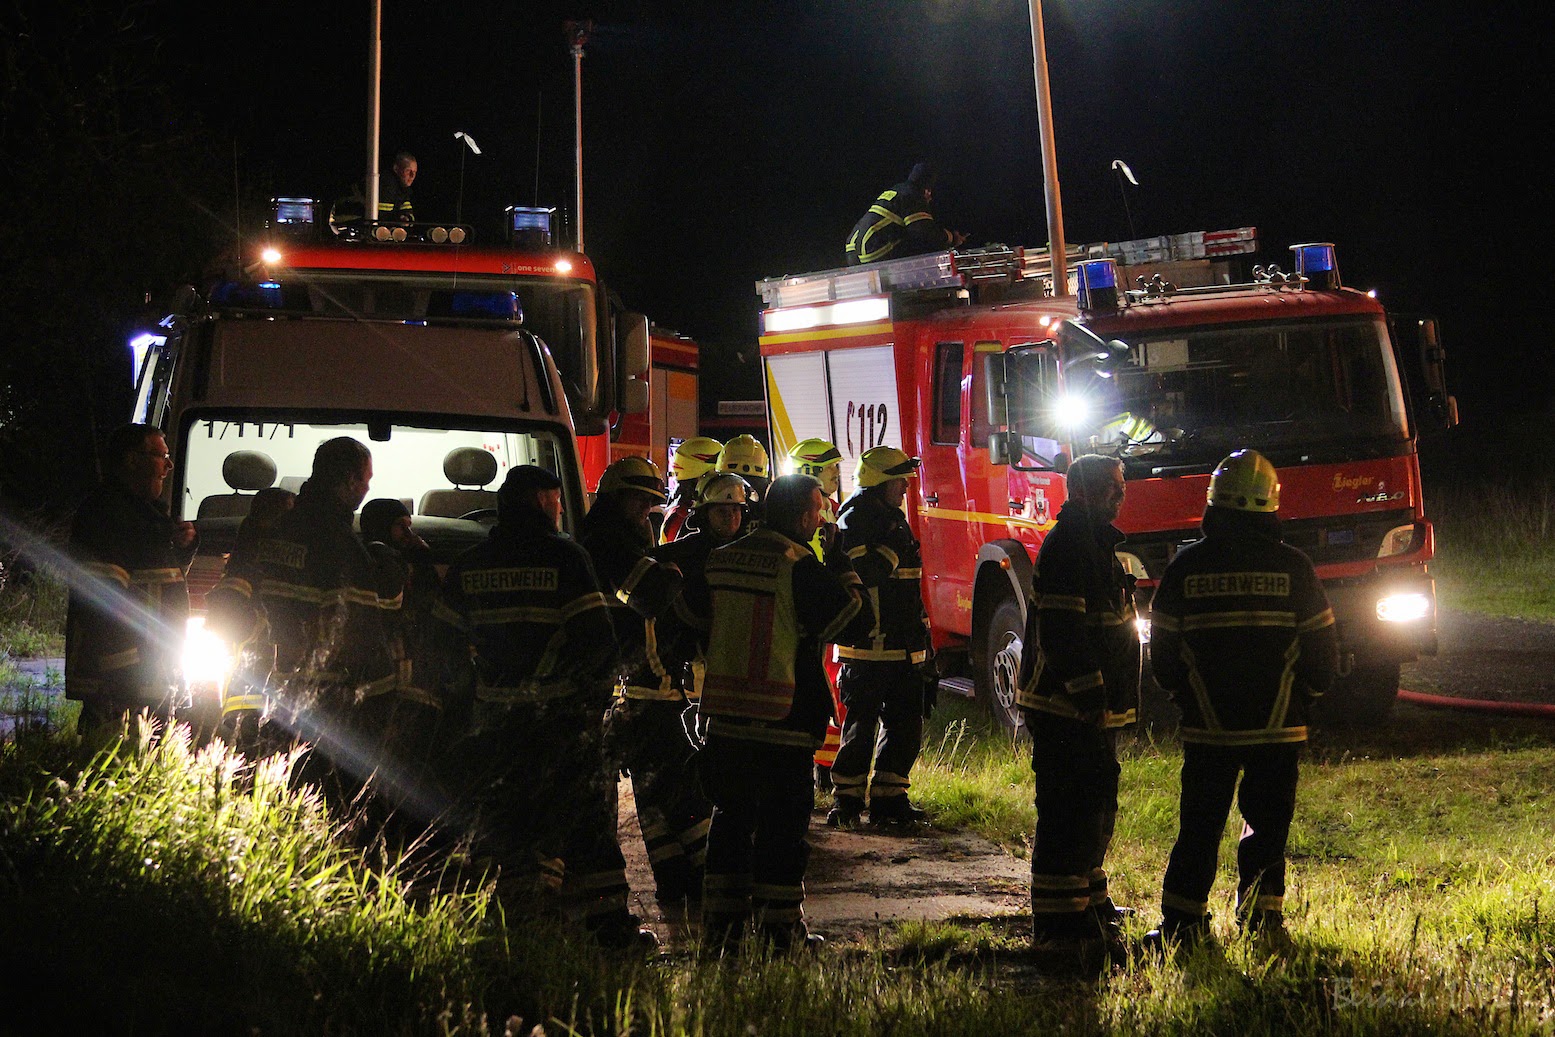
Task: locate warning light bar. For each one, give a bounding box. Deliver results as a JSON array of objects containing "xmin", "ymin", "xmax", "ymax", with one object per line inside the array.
[
  {"xmin": 762, "ymin": 296, "xmax": 890, "ymax": 335},
  {"xmin": 1076, "ymin": 258, "xmax": 1120, "ymax": 313},
  {"xmin": 1291, "ymin": 243, "xmax": 1341, "ymax": 290}
]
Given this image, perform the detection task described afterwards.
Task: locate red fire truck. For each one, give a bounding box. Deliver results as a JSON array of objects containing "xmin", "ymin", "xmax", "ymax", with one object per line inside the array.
[
  {"xmin": 758, "ymin": 232, "xmax": 1455, "ymax": 729},
  {"xmin": 202, "ymin": 199, "xmax": 697, "ymax": 490}
]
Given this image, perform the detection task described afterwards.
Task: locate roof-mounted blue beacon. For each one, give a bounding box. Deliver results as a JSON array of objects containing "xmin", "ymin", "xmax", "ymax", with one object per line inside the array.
[
  {"xmin": 1076, "ymin": 257, "xmax": 1121, "ymax": 313},
  {"xmin": 1290, "ymin": 242, "xmax": 1340, "ymax": 290}
]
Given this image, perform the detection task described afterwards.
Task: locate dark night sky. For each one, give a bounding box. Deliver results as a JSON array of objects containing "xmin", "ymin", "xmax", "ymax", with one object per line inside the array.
[{"xmin": 158, "ymin": 1, "xmax": 1542, "ymax": 423}]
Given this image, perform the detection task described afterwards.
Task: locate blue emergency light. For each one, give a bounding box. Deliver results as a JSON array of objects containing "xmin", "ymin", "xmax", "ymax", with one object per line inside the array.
[
  {"xmin": 506, "ymin": 205, "xmax": 556, "ymax": 248},
  {"xmin": 1076, "ymin": 258, "xmax": 1121, "ymax": 313},
  {"xmin": 269, "ymin": 196, "xmax": 317, "ymax": 233},
  {"xmin": 1290, "ymin": 243, "xmax": 1341, "ymax": 290}
]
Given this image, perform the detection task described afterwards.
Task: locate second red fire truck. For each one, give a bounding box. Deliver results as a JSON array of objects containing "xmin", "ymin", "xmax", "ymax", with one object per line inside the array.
[{"xmin": 758, "ymin": 231, "xmax": 1455, "ymax": 729}]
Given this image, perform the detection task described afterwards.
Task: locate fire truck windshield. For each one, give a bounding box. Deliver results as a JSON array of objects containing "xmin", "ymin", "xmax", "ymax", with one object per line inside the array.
[{"xmin": 1073, "ymin": 317, "xmax": 1410, "ymax": 469}]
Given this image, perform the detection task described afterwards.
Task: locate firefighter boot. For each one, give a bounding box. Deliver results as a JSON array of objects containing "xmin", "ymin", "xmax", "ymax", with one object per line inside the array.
[
  {"xmin": 1029, "ymin": 911, "xmax": 1109, "ymax": 979},
  {"xmin": 1139, "ymin": 912, "xmax": 1214, "ymax": 961},
  {"xmin": 762, "ymin": 921, "xmax": 826, "ymax": 956},
  {"xmin": 589, "ymin": 910, "xmax": 661, "ymax": 954},
  {"xmin": 868, "ymin": 797, "xmax": 927, "ymax": 827},
  {"xmin": 825, "ymin": 797, "xmax": 865, "ymax": 830}
]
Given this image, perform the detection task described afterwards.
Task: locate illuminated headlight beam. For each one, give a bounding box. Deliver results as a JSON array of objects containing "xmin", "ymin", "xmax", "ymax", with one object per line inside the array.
[
  {"xmin": 1376, "ymin": 592, "xmax": 1431, "ymax": 623},
  {"xmin": 182, "ymin": 616, "xmax": 237, "ymax": 690}
]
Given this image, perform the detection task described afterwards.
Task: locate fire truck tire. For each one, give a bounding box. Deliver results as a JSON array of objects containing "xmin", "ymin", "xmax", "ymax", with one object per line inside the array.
[
  {"xmin": 977, "ymin": 597, "xmax": 1030, "ymax": 740},
  {"xmin": 1316, "ymin": 663, "xmax": 1400, "ymax": 727}
]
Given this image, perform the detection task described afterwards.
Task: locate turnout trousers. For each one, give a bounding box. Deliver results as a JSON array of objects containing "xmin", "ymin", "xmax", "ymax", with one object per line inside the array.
[
  {"xmin": 608, "ymin": 697, "xmax": 712, "ymax": 904},
  {"xmin": 700, "ymin": 735, "xmax": 816, "ymax": 948},
  {"xmin": 452, "ymin": 701, "xmax": 634, "ymax": 936},
  {"xmin": 1161, "ymin": 742, "xmax": 1300, "ymax": 930},
  {"xmin": 1028, "ymin": 715, "xmax": 1120, "ymax": 941},
  {"xmin": 831, "ymin": 660, "xmax": 923, "ymax": 813}
]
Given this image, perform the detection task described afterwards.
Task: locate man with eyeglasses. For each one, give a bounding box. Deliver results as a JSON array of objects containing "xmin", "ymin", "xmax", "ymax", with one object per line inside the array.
[{"xmin": 66, "ymin": 423, "xmax": 198, "ymax": 736}]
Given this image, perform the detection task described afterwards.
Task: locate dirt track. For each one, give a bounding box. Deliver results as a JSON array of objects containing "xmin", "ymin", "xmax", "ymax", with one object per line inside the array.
[{"xmin": 617, "ymin": 783, "xmax": 1029, "ymax": 946}]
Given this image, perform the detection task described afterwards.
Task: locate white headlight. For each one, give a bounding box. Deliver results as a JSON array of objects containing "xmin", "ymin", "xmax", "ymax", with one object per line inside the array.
[
  {"xmin": 182, "ymin": 616, "xmax": 236, "ymax": 689},
  {"xmin": 1054, "ymin": 394, "xmax": 1090, "ymax": 428},
  {"xmin": 1377, "ymin": 524, "xmax": 1417, "ymax": 558},
  {"xmin": 1377, "ymin": 592, "xmax": 1431, "ymax": 623}
]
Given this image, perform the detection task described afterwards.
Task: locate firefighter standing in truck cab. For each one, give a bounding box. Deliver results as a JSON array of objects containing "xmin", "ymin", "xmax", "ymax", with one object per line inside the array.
[
  {"xmin": 827, "ymin": 446, "xmax": 933, "ymax": 828},
  {"xmin": 660, "ymin": 436, "xmax": 724, "ymax": 544},
  {"xmin": 711, "ymin": 434, "xmax": 770, "ymax": 527},
  {"xmin": 433, "ymin": 464, "xmax": 655, "ymax": 951},
  {"xmin": 786, "ymin": 438, "xmax": 846, "ymax": 789},
  {"xmin": 1143, "ymin": 450, "xmax": 1337, "ymax": 952},
  {"xmin": 698, "ymin": 474, "xmax": 873, "ymax": 954},
  {"xmin": 844, "ymin": 162, "xmax": 968, "ymax": 266},
  {"xmin": 65, "ymin": 423, "xmax": 199, "ymax": 737},
  {"xmin": 1018, "ymin": 453, "xmax": 1141, "ymax": 962}
]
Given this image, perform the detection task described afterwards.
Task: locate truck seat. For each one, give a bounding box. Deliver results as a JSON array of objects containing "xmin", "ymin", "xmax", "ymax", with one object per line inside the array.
[
  {"xmin": 419, "ymin": 447, "xmax": 499, "ymax": 517},
  {"xmin": 197, "ymin": 450, "xmax": 279, "ymax": 520}
]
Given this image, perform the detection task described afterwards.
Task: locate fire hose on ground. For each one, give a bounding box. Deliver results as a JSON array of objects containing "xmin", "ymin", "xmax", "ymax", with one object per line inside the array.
[{"xmin": 1397, "ymin": 688, "xmax": 1555, "ymax": 718}]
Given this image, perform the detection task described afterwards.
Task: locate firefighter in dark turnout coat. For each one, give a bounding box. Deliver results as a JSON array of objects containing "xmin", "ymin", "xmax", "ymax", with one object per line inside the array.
[
  {"xmin": 844, "ymin": 162, "xmax": 967, "ymax": 265},
  {"xmin": 1145, "ymin": 450, "xmax": 1337, "ymax": 947},
  {"xmin": 66, "ymin": 424, "xmax": 199, "ymax": 734},
  {"xmin": 1018, "ymin": 454, "xmax": 1141, "ymax": 953},
  {"xmin": 435, "ymin": 464, "xmax": 653, "ymax": 949},
  {"xmin": 828, "ymin": 446, "xmax": 932, "ymax": 827},
  {"xmin": 698, "ymin": 474, "xmax": 873, "ymax": 952},
  {"xmin": 587, "ymin": 458, "xmax": 712, "ymax": 913}
]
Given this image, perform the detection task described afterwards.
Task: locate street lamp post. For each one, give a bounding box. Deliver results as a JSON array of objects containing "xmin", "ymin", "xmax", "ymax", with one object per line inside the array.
[
  {"xmin": 1027, "ymin": 0, "xmax": 1068, "ymax": 296},
  {"xmin": 565, "ymin": 20, "xmax": 592, "ymax": 253},
  {"xmin": 365, "ymin": 0, "xmax": 383, "ymax": 224}
]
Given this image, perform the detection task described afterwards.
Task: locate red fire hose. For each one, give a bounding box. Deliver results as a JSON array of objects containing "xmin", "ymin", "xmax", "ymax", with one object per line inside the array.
[{"xmin": 1397, "ymin": 688, "xmax": 1555, "ymax": 718}]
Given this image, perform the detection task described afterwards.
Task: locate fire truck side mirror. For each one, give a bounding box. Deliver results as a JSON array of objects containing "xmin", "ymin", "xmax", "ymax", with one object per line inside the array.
[
  {"xmin": 622, "ymin": 377, "xmax": 649, "ymax": 415},
  {"xmin": 983, "ymin": 353, "xmax": 1009, "ymax": 429},
  {"xmin": 989, "ymin": 431, "xmax": 1021, "ymax": 466},
  {"xmin": 620, "ymin": 312, "xmax": 650, "ymax": 376},
  {"xmin": 1417, "ymin": 317, "xmax": 1458, "ymax": 433}
]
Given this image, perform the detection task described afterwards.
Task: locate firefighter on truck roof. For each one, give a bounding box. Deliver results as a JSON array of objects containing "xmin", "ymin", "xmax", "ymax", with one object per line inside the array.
[
  {"xmin": 660, "ymin": 436, "xmax": 724, "ymax": 544},
  {"xmin": 697, "ymin": 474, "xmax": 874, "ymax": 954},
  {"xmin": 827, "ymin": 446, "xmax": 934, "ymax": 828},
  {"xmin": 433, "ymin": 464, "xmax": 656, "ymax": 951},
  {"xmin": 1143, "ymin": 450, "xmax": 1337, "ymax": 954},
  {"xmin": 1017, "ymin": 453, "xmax": 1141, "ymax": 968},
  {"xmin": 844, "ymin": 162, "xmax": 967, "ymax": 265}
]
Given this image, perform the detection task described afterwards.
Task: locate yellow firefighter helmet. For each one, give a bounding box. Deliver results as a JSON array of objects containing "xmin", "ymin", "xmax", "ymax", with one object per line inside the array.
[
  {"xmin": 1207, "ymin": 449, "xmax": 1280, "ymax": 513},
  {"xmin": 856, "ymin": 445, "xmax": 921, "ymax": 488},
  {"xmin": 598, "ymin": 456, "xmax": 667, "ymax": 502},
  {"xmin": 717, "ymin": 434, "xmax": 770, "ymax": 480},
  {"xmin": 787, "ymin": 437, "xmax": 842, "ymax": 496},
  {"xmin": 670, "ymin": 436, "xmax": 725, "ymax": 484}
]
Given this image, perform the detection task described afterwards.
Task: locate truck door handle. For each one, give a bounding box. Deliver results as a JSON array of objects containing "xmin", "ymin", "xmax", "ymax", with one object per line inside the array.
[
  {"xmin": 1010, "ymin": 499, "xmax": 1024, "ymax": 511},
  {"xmin": 924, "ymin": 494, "xmax": 939, "ymax": 506}
]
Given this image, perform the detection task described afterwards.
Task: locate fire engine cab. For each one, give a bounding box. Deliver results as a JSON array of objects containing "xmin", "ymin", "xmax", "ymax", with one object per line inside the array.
[{"xmin": 758, "ymin": 231, "xmax": 1455, "ymax": 730}]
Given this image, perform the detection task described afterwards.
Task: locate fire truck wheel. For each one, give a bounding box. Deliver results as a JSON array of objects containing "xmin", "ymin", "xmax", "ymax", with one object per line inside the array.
[
  {"xmin": 977, "ymin": 597, "xmax": 1030, "ymax": 740},
  {"xmin": 1316, "ymin": 663, "xmax": 1400, "ymax": 727}
]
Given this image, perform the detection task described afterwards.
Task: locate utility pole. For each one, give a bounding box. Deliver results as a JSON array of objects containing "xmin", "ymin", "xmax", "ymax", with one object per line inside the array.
[
  {"xmin": 1027, "ymin": 0, "xmax": 1068, "ymax": 296},
  {"xmin": 565, "ymin": 20, "xmax": 593, "ymax": 253},
  {"xmin": 366, "ymin": 0, "xmax": 382, "ymax": 224}
]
